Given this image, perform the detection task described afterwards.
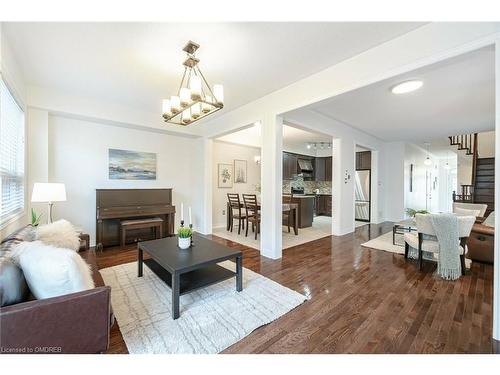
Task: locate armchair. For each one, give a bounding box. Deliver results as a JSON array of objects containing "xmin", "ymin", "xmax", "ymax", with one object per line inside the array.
[{"xmin": 404, "ymin": 214, "xmax": 475, "ymax": 274}]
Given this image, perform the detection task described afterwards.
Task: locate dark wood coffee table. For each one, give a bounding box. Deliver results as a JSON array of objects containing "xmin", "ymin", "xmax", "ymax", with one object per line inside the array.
[{"xmin": 137, "ymin": 233, "xmax": 243, "ymax": 319}]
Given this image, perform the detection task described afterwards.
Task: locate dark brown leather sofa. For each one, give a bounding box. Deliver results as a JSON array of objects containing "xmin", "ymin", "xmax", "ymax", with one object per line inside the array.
[
  {"xmin": 467, "ymin": 222, "xmax": 494, "ymax": 264},
  {"xmin": 0, "ymin": 226, "xmax": 113, "ymax": 354}
]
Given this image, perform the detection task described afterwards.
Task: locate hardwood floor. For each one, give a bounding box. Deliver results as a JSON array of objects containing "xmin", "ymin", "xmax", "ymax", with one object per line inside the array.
[{"xmin": 88, "ymin": 222, "xmax": 496, "ymax": 354}]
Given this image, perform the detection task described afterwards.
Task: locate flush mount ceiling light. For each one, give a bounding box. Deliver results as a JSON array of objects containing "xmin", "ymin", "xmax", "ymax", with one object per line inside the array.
[
  {"xmin": 391, "ymin": 80, "xmax": 423, "ymax": 95},
  {"xmin": 162, "ymin": 41, "xmax": 223, "ymax": 126},
  {"xmin": 306, "ymin": 142, "xmax": 332, "ymax": 150}
]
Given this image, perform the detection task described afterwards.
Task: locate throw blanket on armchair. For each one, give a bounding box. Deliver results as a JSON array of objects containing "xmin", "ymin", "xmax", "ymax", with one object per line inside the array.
[{"xmin": 430, "ymin": 213, "xmax": 461, "ymax": 280}]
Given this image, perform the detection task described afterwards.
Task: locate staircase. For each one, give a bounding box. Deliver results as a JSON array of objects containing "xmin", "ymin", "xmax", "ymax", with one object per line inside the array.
[
  {"xmin": 474, "ymin": 157, "xmax": 495, "ymax": 216},
  {"xmin": 450, "ymin": 133, "xmax": 495, "ymax": 216}
]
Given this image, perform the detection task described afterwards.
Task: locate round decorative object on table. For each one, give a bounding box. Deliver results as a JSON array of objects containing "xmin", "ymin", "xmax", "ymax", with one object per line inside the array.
[{"xmin": 178, "ymin": 236, "xmax": 191, "ymax": 250}]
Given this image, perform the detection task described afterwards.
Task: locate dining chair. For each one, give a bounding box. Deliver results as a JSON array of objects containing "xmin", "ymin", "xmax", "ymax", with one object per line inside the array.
[
  {"xmin": 403, "ymin": 213, "xmax": 475, "ymax": 274},
  {"xmin": 242, "ymin": 194, "xmax": 260, "ymax": 240},
  {"xmin": 282, "ymin": 193, "xmax": 293, "ymax": 233},
  {"xmin": 227, "ymin": 193, "xmax": 246, "ymax": 235}
]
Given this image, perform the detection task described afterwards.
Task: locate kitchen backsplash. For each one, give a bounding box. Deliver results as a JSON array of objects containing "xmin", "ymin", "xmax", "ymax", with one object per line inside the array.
[{"xmin": 282, "ymin": 179, "xmax": 332, "ymax": 194}]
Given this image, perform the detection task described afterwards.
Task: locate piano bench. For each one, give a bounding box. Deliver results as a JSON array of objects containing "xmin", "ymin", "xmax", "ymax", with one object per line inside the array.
[{"xmin": 120, "ymin": 217, "xmax": 163, "ymax": 247}]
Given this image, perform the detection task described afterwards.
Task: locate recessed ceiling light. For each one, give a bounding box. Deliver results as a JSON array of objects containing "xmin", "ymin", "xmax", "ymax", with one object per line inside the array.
[{"xmin": 391, "ymin": 80, "xmax": 423, "ymax": 94}]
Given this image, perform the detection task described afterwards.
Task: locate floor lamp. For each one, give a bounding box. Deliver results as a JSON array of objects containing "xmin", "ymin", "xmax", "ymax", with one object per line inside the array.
[{"xmin": 31, "ymin": 183, "xmax": 67, "ymax": 224}]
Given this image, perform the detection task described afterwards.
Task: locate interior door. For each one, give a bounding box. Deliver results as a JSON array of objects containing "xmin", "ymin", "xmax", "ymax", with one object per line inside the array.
[{"xmin": 355, "ymin": 170, "xmax": 371, "ymax": 221}]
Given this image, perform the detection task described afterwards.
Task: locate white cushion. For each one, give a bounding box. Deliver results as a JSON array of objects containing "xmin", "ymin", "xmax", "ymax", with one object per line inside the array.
[
  {"xmin": 12, "ymin": 241, "xmax": 94, "ymax": 300},
  {"xmin": 453, "ymin": 203, "xmax": 487, "ymax": 217},
  {"xmin": 404, "ymin": 232, "xmax": 440, "ymax": 253},
  {"xmin": 483, "ymin": 211, "xmax": 495, "ymax": 227},
  {"xmin": 36, "ymin": 219, "xmax": 80, "ymax": 251},
  {"xmin": 404, "ymin": 232, "xmax": 465, "ymax": 254},
  {"xmin": 454, "ymin": 207, "xmax": 480, "ymax": 217}
]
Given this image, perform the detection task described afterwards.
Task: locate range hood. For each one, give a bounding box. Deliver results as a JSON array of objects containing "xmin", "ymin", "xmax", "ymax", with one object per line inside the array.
[{"xmin": 298, "ymin": 159, "xmax": 313, "ymax": 172}]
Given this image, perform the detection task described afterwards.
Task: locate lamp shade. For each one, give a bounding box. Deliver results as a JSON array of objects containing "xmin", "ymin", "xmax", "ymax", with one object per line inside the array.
[{"xmin": 31, "ymin": 183, "xmax": 66, "ymax": 203}]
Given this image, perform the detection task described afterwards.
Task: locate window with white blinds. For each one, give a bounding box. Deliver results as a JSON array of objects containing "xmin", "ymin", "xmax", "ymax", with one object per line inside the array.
[{"xmin": 0, "ymin": 78, "xmax": 25, "ymax": 226}]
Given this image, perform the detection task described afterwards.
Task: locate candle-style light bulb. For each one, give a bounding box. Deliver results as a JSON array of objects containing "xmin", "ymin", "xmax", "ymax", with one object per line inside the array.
[
  {"xmin": 180, "ymin": 88, "xmax": 191, "ymax": 108},
  {"xmin": 190, "ymin": 75, "xmax": 202, "ymax": 101},
  {"xmin": 202, "ymin": 95, "xmax": 212, "ymax": 114},
  {"xmin": 170, "ymin": 96, "xmax": 180, "ymax": 114},
  {"xmin": 162, "ymin": 99, "xmax": 172, "ymax": 118},
  {"xmin": 191, "ymin": 103, "xmax": 201, "ymax": 119},
  {"xmin": 181, "ymin": 110, "xmax": 191, "ymax": 125},
  {"xmin": 213, "ymin": 84, "xmax": 224, "ymax": 106}
]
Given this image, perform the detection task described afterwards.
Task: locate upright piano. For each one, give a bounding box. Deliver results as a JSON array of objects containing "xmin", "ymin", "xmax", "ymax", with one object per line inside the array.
[{"xmin": 96, "ymin": 188, "xmax": 175, "ymax": 250}]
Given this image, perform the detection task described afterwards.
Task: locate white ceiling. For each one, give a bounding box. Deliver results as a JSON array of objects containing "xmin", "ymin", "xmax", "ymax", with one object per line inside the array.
[
  {"xmin": 289, "ymin": 45, "xmax": 495, "ymax": 142},
  {"xmin": 4, "ymin": 22, "xmax": 425, "ymax": 121},
  {"xmin": 216, "ymin": 123, "xmax": 332, "ymax": 150}
]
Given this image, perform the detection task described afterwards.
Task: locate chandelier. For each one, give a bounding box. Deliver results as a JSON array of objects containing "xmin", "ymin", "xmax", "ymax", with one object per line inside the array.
[{"xmin": 162, "ymin": 41, "xmax": 223, "ymax": 125}]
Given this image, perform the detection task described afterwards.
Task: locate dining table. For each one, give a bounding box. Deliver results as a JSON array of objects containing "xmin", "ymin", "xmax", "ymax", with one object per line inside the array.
[{"xmin": 226, "ymin": 201, "xmax": 299, "ymax": 236}]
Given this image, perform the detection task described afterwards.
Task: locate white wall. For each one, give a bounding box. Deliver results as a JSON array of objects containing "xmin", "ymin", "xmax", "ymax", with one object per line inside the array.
[
  {"xmin": 478, "ymin": 130, "xmax": 496, "ymax": 158},
  {"xmin": 436, "ymin": 158, "xmax": 456, "ymax": 213},
  {"xmin": 383, "ymin": 142, "xmax": 405, "ymax": 222},
  {"xmin": 457, "ymin": 154, "xmax": 473, "ymax": 190},
  {"xmin": 404, "ymin": 144, "xmax": 432, "ymax": 212},
  {"xmin": 47, "ymin": 115, "xmax": 201, "ymax": 245},
  {"xmin": 212, "ymin": 141, "xmax": 261, "ymax": 228}
]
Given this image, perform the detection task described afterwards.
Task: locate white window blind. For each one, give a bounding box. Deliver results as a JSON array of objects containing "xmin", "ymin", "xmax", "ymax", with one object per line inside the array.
[{"xmin": 0, "ymin": 78, "xmax": 25, "ymax": 226}]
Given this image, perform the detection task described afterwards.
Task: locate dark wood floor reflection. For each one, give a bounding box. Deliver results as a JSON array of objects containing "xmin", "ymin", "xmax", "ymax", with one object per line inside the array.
[{"xmin": 91, "ymin": 222, "xmax": 495, "ymax": 354}]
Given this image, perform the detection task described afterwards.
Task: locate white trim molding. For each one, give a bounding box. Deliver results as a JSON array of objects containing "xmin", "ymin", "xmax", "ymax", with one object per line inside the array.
[{"xmin": 493, "ymin": 39, "xmax": 500, "ymax": 341}]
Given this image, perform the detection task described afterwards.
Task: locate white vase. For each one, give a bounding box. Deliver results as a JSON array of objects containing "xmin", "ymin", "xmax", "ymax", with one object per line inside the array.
[{"xmin": 178, "ymin": 236, "xmax": 191, "ymax": 249}]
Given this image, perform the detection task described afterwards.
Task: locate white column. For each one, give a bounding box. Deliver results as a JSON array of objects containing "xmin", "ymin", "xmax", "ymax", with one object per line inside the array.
[
  {"xmin": 370, "ymin": 150, "xmax": 380, "ymax": 223},
  {"xmin": 260, "ymin": 113, "xmax": 283, "ymax": 259},
  {"xmin": 332, "ymin": 137, "xmax": 355, "ymax": 236},
  {"xmin": 200, "ymin": 138, "xmax": 213, "ymax": 235},
  {"xmin": 493, "ymin": 40, "xmax": 500, "ymax": 341}
]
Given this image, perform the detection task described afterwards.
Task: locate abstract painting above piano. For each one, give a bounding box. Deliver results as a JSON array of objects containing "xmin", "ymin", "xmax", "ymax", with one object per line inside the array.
[{"xmin": 108, "ymin": 148, "xmax": 157, "ymax": 180}]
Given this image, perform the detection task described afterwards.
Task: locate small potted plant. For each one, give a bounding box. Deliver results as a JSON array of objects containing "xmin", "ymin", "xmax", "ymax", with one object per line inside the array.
[
  {"xmin": 177, "ymin": 227, "xmax": 193, "ymax": 249},
  {"xmin": 31, "ymin": 208, "xmax": 42, "ymax": 226},
  {"xmin": 406, "ymin": 208, "xmax": 429, "ymax": 218}
]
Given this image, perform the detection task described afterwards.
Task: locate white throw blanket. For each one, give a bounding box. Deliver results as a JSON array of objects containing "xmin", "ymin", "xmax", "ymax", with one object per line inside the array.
[{"xmin": 430, "ymin": 213, "xmax": 461, "ymax": 280}]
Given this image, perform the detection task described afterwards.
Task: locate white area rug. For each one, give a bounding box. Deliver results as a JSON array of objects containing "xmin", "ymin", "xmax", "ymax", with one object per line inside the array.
[
  {"xmin": 213, "ymin": 215, "xmax": 332, "ymax": 250},
  {"xmin": 101, "ymin": 260, "xmax": 306, "ymax": 354},
  {"xmin": 361, "ymin": 231, "xmax": 406, "ymax": 255}
]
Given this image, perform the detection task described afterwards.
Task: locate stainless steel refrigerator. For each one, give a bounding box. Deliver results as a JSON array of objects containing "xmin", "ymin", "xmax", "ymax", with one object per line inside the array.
[{"xmin": 355, "ymin": 170, "xmax": 370, "ymax": 222}]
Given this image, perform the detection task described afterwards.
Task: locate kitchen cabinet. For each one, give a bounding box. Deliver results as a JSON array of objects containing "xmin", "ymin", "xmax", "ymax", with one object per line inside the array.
[
  {"xmin": 314, "ymin": 156, "xmax": 332, "ymax": 181},
  {"xmin": 325, "ymin": 157, "xmax": 332, "ymax": 181},
  {"xmin": 356, "ymin": 151, "xmax": 371, "ymax": 170},
  {"xmin": 315, "ymin": 194, "xmax": 332, "ymax": 216},
  {"xmin": 315, "ymin": 157, "xmax": 325, "ymax": 181},
  {"xmin": 283, "ymin": 152, "xmax": 298, "ymax": 180}
]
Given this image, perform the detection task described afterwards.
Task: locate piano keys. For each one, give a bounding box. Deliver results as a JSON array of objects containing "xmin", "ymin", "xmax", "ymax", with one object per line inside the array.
[{"xmin": 96, "ymin": 188, "xmax": 175, "ymax": 250}]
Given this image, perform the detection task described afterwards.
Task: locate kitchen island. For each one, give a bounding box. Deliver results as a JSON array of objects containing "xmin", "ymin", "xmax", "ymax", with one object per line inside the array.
[{"xmin": 289, "ymin": 195, "xmax": 315, "ymax": 228}]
